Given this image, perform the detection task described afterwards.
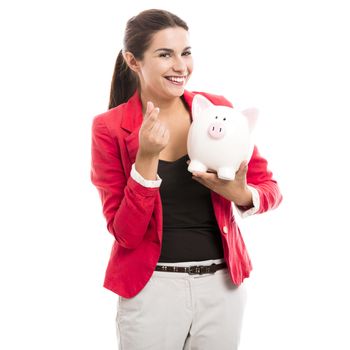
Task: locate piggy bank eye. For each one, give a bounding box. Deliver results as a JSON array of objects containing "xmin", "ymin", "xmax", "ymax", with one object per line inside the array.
[
  {"xmin": 215, "ymin": 116, "xmax": 218, "ymax": 119},
  {"xmin": 223, "ymin": 118, "xmax": 226, "ymax": 121}
]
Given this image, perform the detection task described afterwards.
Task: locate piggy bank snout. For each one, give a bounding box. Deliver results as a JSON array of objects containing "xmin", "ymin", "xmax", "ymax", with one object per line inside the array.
[{"xmin": 208, "ymin": 122, "xmax": 226, "ymax": 139}]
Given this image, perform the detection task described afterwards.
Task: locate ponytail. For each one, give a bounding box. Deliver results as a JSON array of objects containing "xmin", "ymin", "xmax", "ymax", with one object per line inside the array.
[{"xmin": 108, "ymin": 50, "xmax": 138, "ymax": 109}]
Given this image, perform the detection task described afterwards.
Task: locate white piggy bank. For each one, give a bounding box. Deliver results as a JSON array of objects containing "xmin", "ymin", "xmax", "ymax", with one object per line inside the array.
[{"xmin": 187, "ymin": 94, "xmax": 258, "ymax": 180}]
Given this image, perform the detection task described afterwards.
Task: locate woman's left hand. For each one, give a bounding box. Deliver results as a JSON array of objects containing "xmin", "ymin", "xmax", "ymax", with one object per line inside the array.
[{"xmin": 188, "ymin": 160, "xmax": 253, "ymax": 207}]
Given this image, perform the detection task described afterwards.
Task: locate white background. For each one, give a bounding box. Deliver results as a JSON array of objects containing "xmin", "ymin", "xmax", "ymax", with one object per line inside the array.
[{"xmin": 1, "ymin": 0, "xmax": 349, "ymax": 349}]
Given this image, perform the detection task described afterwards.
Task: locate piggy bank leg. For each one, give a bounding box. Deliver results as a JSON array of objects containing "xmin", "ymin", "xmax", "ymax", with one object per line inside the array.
[
  {"xmin": 187, "ymin": 160, "xmax": 208, "ymax": 174},
  {"xmin": 217, "ymin": 167, "xmax": 235, "ymax": 180}
]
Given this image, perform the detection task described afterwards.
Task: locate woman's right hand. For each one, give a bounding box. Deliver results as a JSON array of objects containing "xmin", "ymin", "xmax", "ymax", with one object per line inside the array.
[{"xmin": 138, "ymin": 101, "xmax": 170, "ymax": 157}]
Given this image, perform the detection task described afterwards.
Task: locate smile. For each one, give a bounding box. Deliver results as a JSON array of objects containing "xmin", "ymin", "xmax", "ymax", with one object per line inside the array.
[{"xmin": 164, "ymin": 76, "xmax": 187, "ymax": 85}]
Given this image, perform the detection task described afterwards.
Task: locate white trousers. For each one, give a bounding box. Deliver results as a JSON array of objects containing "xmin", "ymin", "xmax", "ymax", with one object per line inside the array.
[{"xmin": 116, "ymin": 258, "xmax": 247, "ymax": 350}]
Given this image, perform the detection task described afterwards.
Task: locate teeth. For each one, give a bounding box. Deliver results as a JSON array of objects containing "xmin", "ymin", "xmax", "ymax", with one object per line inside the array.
[{"xmin": 166, "ymin": 76, "xmax": 186, "ymax": 83}]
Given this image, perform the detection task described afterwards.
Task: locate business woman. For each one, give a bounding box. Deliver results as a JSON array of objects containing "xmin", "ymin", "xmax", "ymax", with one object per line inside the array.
[{"xmin": 91, "ymin": 8, "xmax": 283, "ymax": 350}]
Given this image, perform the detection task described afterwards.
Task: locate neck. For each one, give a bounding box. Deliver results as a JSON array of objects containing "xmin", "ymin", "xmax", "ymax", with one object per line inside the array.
[{"xmin": 140, "ymin": 91, "xmax": 186, "ymax": 118}]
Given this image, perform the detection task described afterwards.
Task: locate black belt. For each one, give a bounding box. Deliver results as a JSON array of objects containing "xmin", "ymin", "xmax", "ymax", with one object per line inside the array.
[{"xmin": 155, "ymin": 262, "xmax": 227, "ymax": 275}]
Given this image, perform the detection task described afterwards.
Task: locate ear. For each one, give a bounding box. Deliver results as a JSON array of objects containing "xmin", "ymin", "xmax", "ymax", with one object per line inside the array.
[
  {"xmin": 192, "ymin": 94, "xmax": 214, "ymax": 120},
  {"xmin": 123, "ymin": 51, "xmax": 141, "ymax": 73},
  {"xmin": 241, "ymin": 108, "xmax": 259, "ymax": 131}
]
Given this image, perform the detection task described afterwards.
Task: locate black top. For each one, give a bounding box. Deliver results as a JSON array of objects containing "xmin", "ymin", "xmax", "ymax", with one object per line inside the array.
[{"xmin": 157, "ymin": 154, "xmax": 224, "ymax": 262}]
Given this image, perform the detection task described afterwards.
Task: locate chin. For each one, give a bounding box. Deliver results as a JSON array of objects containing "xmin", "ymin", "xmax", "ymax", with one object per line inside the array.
[{"xmin": 168, "ymin": 86, "xmax": 186, "ymax": 97}]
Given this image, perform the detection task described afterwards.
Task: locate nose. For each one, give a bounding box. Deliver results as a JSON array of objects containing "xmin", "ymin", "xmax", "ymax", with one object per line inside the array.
[
  {"xmin": 173, "ymin": 55, "xmax": 187, "ymax": 73},
  {"xmin": 208, "ymin": 122, "xmax": 226, "ymax": 139}
]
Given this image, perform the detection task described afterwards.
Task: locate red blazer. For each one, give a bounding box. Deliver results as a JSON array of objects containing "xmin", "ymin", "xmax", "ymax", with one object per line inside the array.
[{"xmin": 91, "ymin": 90, "xmax": 283, "ymax": 298}]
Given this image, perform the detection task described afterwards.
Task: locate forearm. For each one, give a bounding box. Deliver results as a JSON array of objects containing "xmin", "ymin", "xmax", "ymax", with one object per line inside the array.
[
  {"xmin": 240, "ymin": 145, "xmax": 283, "ymax": 216},
  {"xmin": 110, "ymin": 175, "xmax": 159, "ymax": 249},
  {"xmin": 253, "ymin": 181, "xmax": 283, "ymax": 214}
]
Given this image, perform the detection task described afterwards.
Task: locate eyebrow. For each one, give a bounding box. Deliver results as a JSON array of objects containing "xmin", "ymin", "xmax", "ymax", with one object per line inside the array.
[{"xmin": 153, "ymin": 46, "xmax": 192, "ymax": 53}]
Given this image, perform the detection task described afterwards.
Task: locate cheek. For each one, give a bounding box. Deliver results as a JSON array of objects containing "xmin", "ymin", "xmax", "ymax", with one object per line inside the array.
[
  {"xmin": 187, "ymin": 58, "xmax": 194, "ymax": 72},
  {"xmin": 156, "ymin": 61, "xmax": 173, "ymax": 76},
  {"xmin": 142, "ymin": 61, "xmax": 166, "ymax": 76}
]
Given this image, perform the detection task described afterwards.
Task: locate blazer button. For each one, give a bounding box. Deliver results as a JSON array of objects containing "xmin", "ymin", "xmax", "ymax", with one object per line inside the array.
[{"xmin": 222, "ymin": 226, "xmax": 228, "ymax": 234}]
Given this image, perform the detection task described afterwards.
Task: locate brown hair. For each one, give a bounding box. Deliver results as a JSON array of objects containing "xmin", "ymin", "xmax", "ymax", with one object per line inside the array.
[{"xmin": 108, "ymin": 9, "xmax": 189, "ymax": 109}]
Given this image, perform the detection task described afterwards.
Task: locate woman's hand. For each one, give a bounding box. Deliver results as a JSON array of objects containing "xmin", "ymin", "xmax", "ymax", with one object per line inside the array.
[
  {"xmin": 188, "ymin": 160, "xmax": 253, "ymax": 207},
  {"xmin": 138, "ymin": 101, "xmax": 170, "ymax": 157}
]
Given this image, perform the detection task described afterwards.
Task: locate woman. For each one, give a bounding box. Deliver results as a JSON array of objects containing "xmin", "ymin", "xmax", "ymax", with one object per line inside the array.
[{"xmin": 91, "ymin": 8, "xmax": 282, "ymax": 350}]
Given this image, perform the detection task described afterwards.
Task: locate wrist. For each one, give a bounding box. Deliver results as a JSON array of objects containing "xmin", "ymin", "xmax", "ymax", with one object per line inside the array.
[
  {"xmin": 135, "ymin": 151, "xmax": 159, "ymax": 181},
  {"xmin": 136, "ymin": 149, "xmax": 159, "ymax": 161}
]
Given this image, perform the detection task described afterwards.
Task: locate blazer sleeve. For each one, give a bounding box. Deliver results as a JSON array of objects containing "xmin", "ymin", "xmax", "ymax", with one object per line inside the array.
[
  {"xmin": 90, "ymin": 116, "xmax": 159, "ymax": 249},
  {"xmin": 239, "ymin": 145, "xmax": 283, "ymax": 214}
]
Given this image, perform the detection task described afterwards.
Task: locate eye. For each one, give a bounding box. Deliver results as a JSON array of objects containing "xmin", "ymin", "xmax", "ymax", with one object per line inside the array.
[
  {"xmin": 159, "ymin": 52, "xmax": 171, "ymax": 58},
  {"xmin": 182, "ymin": 51, "xmax": 192, "ymax": 56},
  {"xmin": 223, "ymin": 118, "xmax": 226, "ymax": 121},
  {"xmin": 215, "ymin": 116, "xmax": 218, "ymax": 119}
]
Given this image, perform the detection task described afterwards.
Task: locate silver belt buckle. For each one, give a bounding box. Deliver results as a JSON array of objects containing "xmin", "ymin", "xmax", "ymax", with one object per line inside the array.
[
  {"xmin": 188, "ymin": 264, "xmax": 214, "ymax": 275},
  {"xmin": 188, "ymin": 265, "xmax": 201, "ymax": 275}
]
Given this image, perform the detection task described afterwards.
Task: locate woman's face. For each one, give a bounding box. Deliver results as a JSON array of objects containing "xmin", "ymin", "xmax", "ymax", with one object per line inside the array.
[{"xmin": 136, "ymin": 26, "xmax": 193, "ymax": 101}]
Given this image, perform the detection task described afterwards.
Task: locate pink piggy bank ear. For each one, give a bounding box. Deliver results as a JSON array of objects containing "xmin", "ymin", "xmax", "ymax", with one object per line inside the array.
[
  {"xmin": 241, "ymin": 108, "xmax": 259, "ymax": 132},
  {"xmin": 192, "ymin": 94, "xmax": 214, "ymax": 120}
]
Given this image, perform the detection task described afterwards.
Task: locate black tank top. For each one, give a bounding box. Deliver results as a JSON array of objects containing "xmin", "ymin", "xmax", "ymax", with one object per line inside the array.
[{"xmin": 157, "ymin": 154, "xmax": 224, "ymax": 262}]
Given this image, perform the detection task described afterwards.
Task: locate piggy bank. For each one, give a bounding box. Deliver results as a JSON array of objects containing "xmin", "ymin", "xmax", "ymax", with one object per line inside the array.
[{"xmin": 187, "ymin": 94, "xmax": 258, "ymax": 180}]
